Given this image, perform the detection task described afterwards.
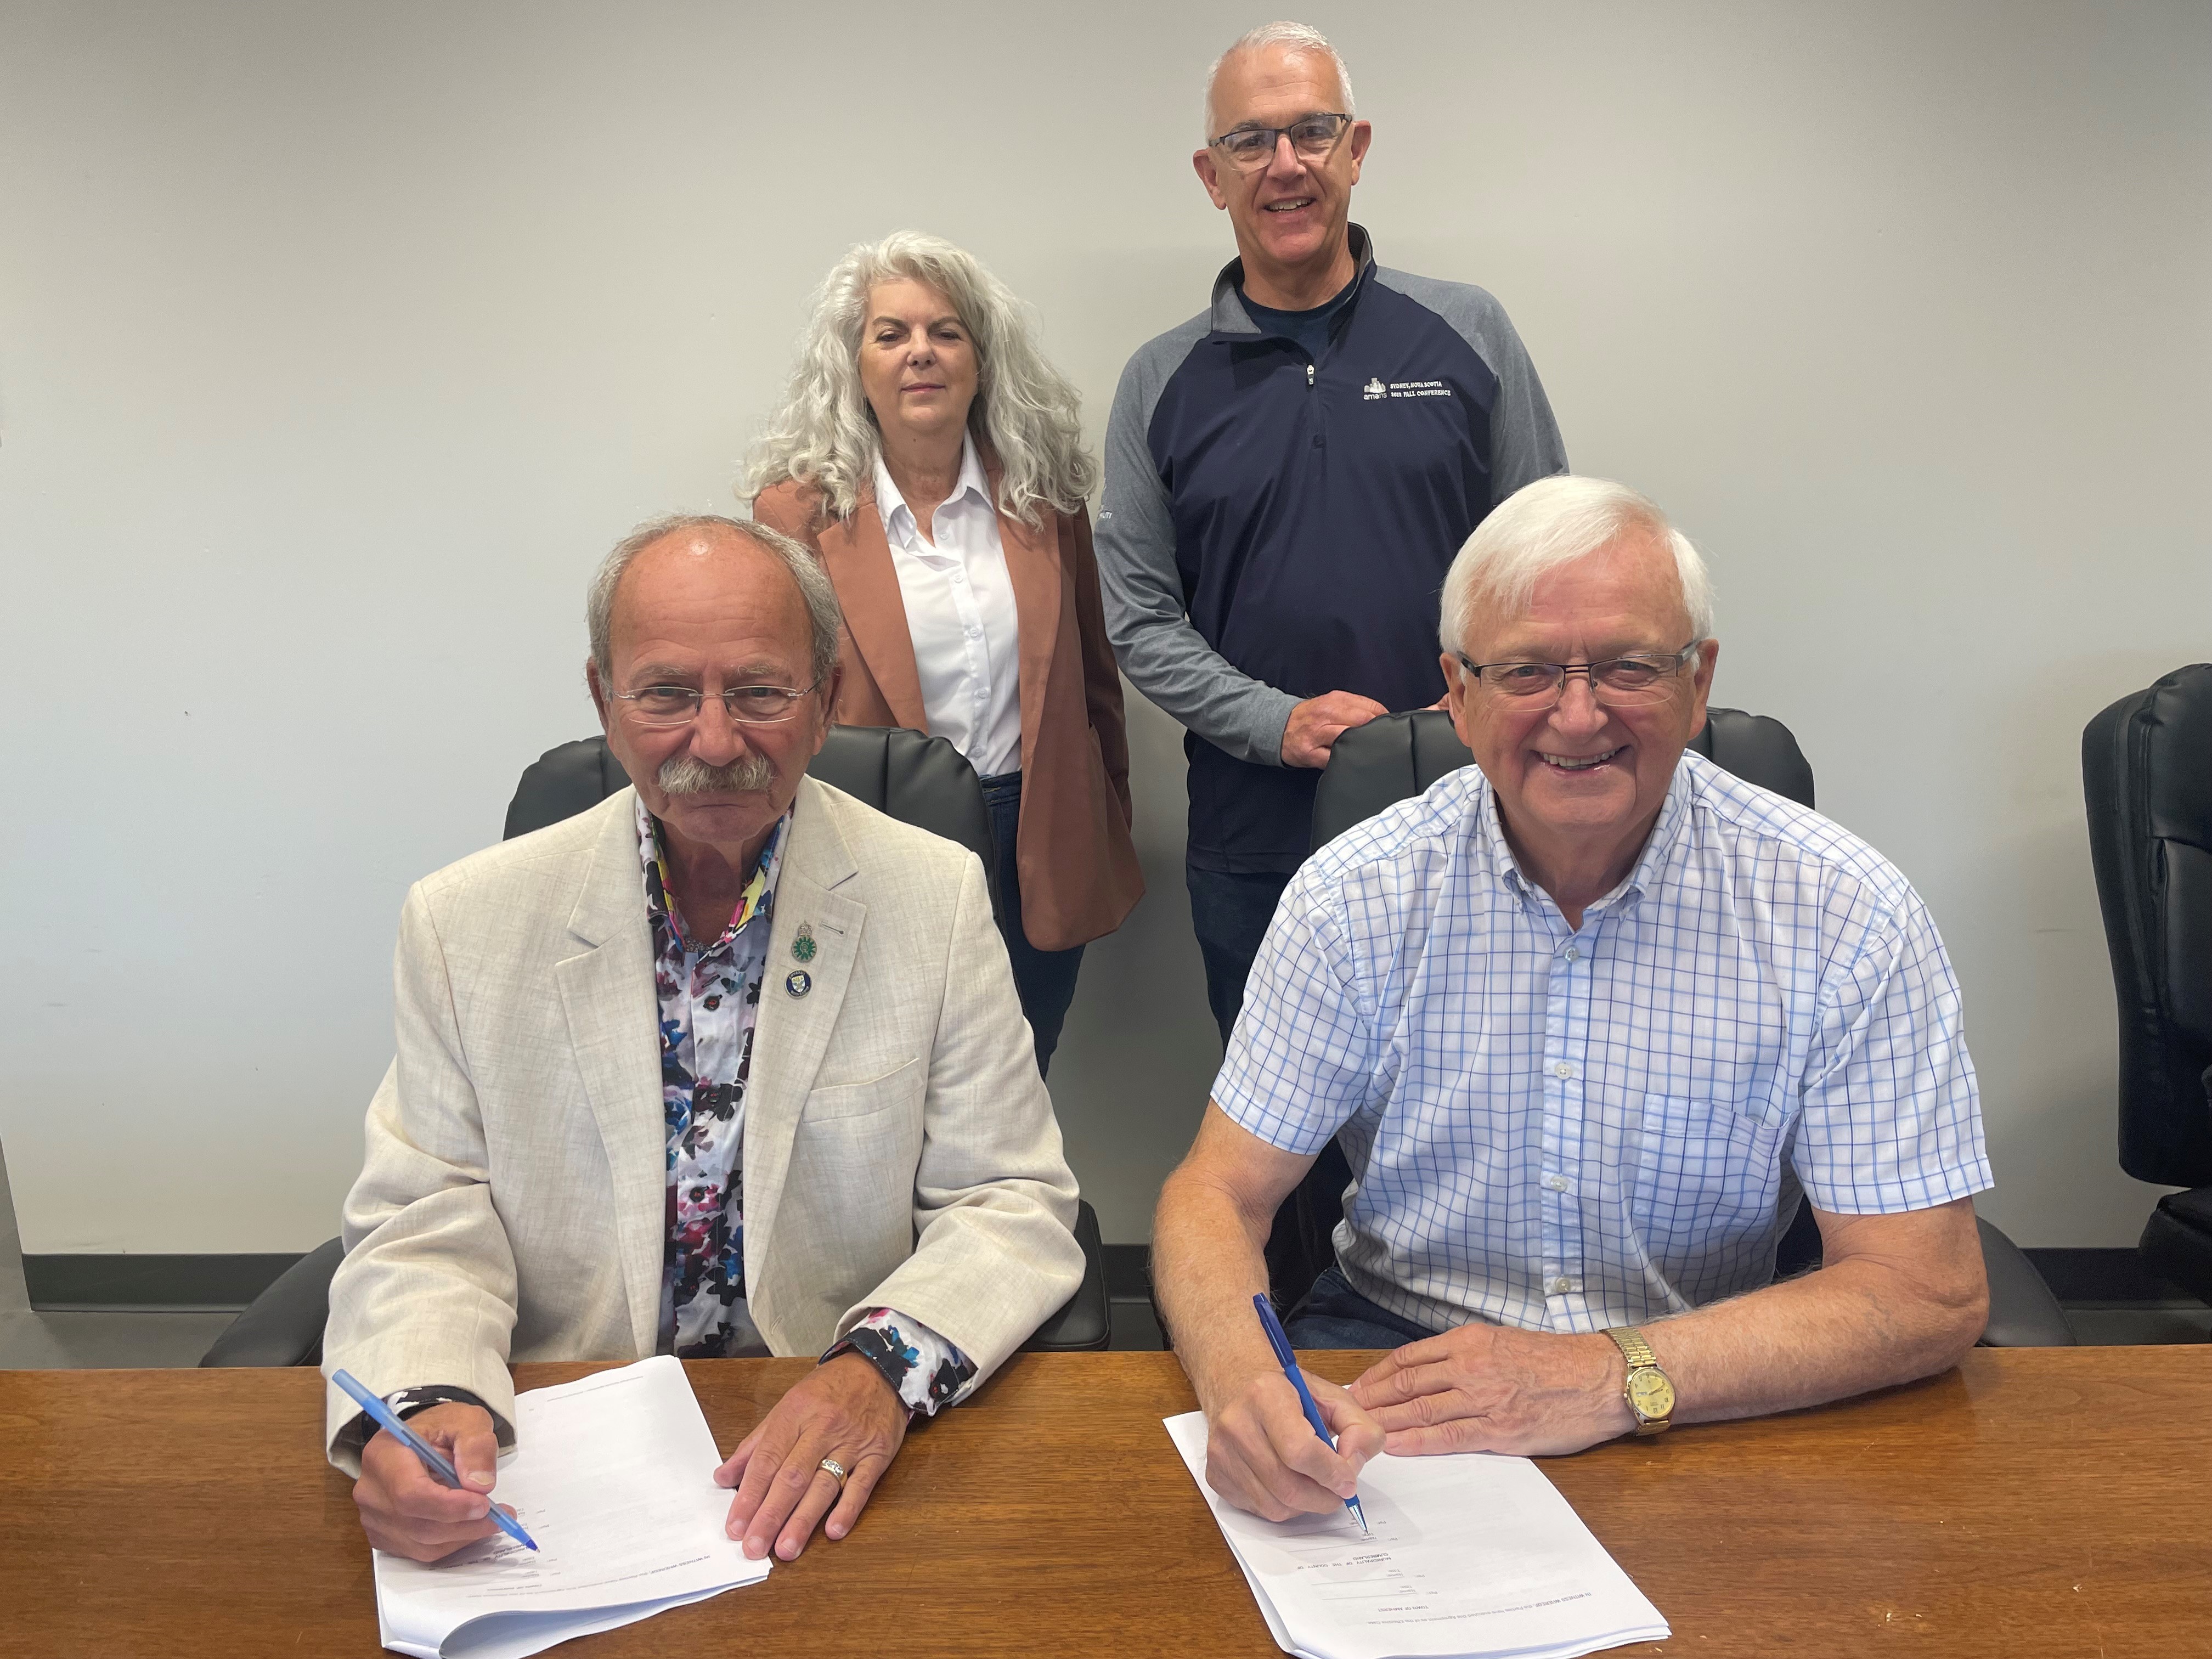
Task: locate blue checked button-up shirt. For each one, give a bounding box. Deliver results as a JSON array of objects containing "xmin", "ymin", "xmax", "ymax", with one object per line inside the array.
[{"xmin": 1215, "ymin": 753, "xmax": 1993, "ymax": 1338}]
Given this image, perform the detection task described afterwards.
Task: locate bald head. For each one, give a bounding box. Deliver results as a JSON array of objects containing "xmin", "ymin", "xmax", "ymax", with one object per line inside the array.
[{"xmin": 586, "ymin": 514, "xmax": 840, "ymax": 685}]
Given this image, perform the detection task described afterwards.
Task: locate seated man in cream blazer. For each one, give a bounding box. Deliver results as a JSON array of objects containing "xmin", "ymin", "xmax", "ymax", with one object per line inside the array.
[{"xmin": 325, "ymin": 513, "xmax": 1084, "ymax": 1565}]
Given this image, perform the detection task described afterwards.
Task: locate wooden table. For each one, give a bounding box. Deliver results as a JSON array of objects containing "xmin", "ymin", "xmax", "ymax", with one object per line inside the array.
[{"xmin": 1, "ymin": 1347, "xmax": 2204, "ymax": 1658}]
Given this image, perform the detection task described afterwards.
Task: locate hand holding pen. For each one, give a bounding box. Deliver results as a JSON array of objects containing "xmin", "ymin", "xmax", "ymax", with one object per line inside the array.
[
  {"xmin": 1252, "ymin": 1295, "xmax": 1372, "ymax": 1534},
  {"xmin": 334, "ymin": 1369, "xmax": 539, "ymax": 1561}
]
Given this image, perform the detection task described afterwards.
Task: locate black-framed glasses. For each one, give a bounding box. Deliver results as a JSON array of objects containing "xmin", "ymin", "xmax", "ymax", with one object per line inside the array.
[
  {"xmin": 1207, "ymin": 111, "xmax": 1353, "ymax": 172},
  {"xmin": 612, "ymin": 678, "xmax": 826, "ymax": 727},
  {"xmin": 1454, "ymin": 640, "xmax": 1705, "ymax": 707}
]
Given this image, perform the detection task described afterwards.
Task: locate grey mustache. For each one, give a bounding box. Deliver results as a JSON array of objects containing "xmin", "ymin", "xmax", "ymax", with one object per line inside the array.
[{"xmin": 658, "ymin": 753, "xmax": 777, "ymax": 795}]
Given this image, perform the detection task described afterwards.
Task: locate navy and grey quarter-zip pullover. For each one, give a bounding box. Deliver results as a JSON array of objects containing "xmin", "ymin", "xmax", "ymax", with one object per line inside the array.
[{"xmin": 1097, "ymin": 225, "xmax": 1567, "ymax": 875}]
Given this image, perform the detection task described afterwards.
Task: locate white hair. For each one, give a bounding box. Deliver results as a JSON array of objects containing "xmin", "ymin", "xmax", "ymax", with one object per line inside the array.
[
  {"xmin": 1437, "ymin": 476, "xmax": 1716, "ymax": 653},
  {"xmin": 743, "ymin": 231, "xmax": 1098, "ymax": 529},
  {"xmin": 1203, "ymin": 21, "xmax": 1357, "ymax": 140}
]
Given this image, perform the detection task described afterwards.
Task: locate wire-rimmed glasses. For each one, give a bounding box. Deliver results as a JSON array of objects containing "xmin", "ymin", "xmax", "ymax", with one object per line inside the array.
[
  {"xmin": 1454, "ymin": 640, "xmax": 1705, "ymax": 707},
  {"xmin": 611, "ymin": 678, "xmax": 826, "ymax": 727}
]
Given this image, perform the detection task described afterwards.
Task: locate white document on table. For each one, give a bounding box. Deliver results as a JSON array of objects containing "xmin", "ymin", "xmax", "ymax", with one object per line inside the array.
[
  {"xmin": 371, "ymin": 1355, "xmax": 770, "ymax": 1659},
  {"xmin": 1164, "ymin": 1411, "xmax": 1667, "ymax": 1659}
]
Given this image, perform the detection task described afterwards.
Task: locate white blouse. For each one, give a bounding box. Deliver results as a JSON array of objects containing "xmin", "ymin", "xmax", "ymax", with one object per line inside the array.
[{"xmin": 871, "ymin": 437, "xmax": 1024, "ymax": 780}]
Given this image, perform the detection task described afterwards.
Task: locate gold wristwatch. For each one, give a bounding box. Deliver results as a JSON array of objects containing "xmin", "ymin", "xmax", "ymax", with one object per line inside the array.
[{"xmin": 1603, "ymin": 1327, "xmax": 1675, "ymax": 1436}]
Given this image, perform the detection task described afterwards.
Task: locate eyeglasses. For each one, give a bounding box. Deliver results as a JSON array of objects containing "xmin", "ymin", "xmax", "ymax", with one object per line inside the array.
[
  {"xmin": 612, "ymin": 678, "xmax": 826, "ymax": 727},
  {"xmin": 1207, "ymin": 111, "xmax": 1353, "ymax": 173},
  {"xmin": 1454, "ymin": 640, "xmax": 1706, "ymax": 707}
]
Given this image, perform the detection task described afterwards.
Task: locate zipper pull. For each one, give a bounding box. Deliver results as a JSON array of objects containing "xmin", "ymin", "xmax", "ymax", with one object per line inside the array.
[{"xmin": 1307, "ymin": 362, "xmax": 1316, "ymax": 388}]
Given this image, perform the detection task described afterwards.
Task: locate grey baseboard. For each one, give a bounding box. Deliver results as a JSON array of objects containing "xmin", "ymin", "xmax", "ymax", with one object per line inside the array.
[
  {"xmin": 2021, "ymin": 1246, "xmax": 2198, "ymax": 1306},
  {"xmin": 35, "ymin": 1247, "xmax": 1148, "ymax": 1312},
  {"xmin": 29, "ymin": 1243, "xmax": 2190, "ymax": 1315},
  {"xmin": 24, "ymin": 1252, "xmax": 307, "ymax": 1311}
]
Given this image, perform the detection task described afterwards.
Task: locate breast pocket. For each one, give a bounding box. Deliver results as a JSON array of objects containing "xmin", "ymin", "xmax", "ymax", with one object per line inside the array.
[
  {"xmin": 803, "ymin": 1058, "xmax": 922, "ymax": 1122},
  {"xmin": 1630, "ymin": 1093, "xmax": 1788, "ymax": 1274}
]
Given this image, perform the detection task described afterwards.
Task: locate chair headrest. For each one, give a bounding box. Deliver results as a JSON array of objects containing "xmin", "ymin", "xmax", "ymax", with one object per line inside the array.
[
  {"xmin": 2133, "ymin": 665, "xmax": 2212, "ymax": 850},
  {"xmin": 502, "ymin": 726, "xmax": 996, "ymax": 907},
  {"xmin": 504, "ymin": 737, "xmax": 630, "ymax": 842},
  {"xmin": 2083, "ymin": 663, "xmax": 2212, "ymax": 1186},
  {"xmin": 1311, "ymin": 707, "xmax": 1814, "ymax": 854}
]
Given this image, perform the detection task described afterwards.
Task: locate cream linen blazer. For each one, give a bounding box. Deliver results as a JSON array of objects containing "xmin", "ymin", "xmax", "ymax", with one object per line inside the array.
[{"xmin": 322, "ymin": 778, "xmax": 1084, "ymax": 1469}]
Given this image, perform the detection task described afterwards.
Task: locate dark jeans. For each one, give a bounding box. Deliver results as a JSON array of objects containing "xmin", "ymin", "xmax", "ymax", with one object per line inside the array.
[
  {"xmin": 1285, "ymin": 1266, "xmax": 1442, "ymax": 1351},
  {"xmin": 1184, "ymin": 862, "xmax": 1293, "ymax": 1047},
  {"xmin": 981, "ymin": 771, "xmax": 1084, "ymax": 1077},
  {"xmin": 1186, "ymin": 859, "xmax": 1350, "ymax": 1308}
]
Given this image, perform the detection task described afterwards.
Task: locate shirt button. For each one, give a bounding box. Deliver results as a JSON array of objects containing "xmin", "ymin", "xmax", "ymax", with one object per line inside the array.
[
  {"xmin": 1554, "ymin": 1062, "xmax": 1574, "ymax": 1080},
  {"xmin": 1547, "ymin": 1176, "xmax": 1567, "ymax": 1191},
  {"xmin": 1551, "ymin": 1277, "xmax": 1573, "ymax": 1294},
  {"xmin": 1564, "ymin": 946, "xmax": 1579, "ymax": 962}
]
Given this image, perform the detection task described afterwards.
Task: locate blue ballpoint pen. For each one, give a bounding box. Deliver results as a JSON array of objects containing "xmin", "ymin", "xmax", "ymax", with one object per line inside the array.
[
  {"xmin": 1251, "ymin": 1294, "xmax": 1368, "ymax": 1536},
  {"xmin": 331, "ymin": 1369, "xmax": 539, "ymax": 1551}
]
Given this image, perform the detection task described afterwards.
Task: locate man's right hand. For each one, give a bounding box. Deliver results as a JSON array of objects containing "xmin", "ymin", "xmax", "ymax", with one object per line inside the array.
[
  {"xmin": 1203, "ymin": 1367, "xmax": 1385, "ymax": 1521},
  {"xmin": 1281, "ymin": 691, "xmax": 1389, "ymax": 768},
  {"xmin": 353, "ymin": 1402, "xmax": 510, "ymax": 1562}
]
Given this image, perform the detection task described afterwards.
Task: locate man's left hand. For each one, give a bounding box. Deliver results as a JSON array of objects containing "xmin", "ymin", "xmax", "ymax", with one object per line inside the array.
[
  {"xmin": 1347, "ymin": 1324, "xmax": 1632, "ymax": 1456},
  {"xmin": 715, "ymin": 1353, "xmax": 908, "ymax": 1560}
]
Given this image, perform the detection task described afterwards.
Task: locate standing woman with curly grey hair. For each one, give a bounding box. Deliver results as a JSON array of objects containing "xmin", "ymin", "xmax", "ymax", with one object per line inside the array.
[{"xmin": 749, "ymin": 232, "xmax": 1142, "ymax": 1076}]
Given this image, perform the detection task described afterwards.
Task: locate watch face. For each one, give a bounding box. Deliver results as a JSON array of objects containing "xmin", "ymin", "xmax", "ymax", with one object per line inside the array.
[{"xmin": 1627, "ymin": 1367, "xmax": 1675, "ymax": 1421}]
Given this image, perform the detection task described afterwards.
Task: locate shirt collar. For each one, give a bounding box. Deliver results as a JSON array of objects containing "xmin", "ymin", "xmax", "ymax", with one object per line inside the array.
[
  {"xmin": 1472, "ymin": 773, "xmax": 1530, "ymax": 893},
  {"xmin": 871, "ymin": 433, "xmax": 990, "ymax": 546},
  {"xmin": 1472, "ymin": 753, "xmax": 1696, "ymax": 919},
  {"xmin": 635, "ymin": 794, "xmax": 791, "ymax": 954},
  {"xmin": 1621, "ymin": 758, "xmax": 1694, "ymax": 899},
  {"xmin": 1210, "ymin": 222, "xmax": 1376, "ymax": 336}
]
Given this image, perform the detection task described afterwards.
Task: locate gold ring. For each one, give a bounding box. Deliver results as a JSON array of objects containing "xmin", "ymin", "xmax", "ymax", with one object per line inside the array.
[{"xmin": 818, "ymin": 1457, "xmax": 848, "ymax": 1486}]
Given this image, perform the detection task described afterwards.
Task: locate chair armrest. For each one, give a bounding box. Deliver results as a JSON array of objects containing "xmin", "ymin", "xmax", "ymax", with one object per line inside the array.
[
  {"xmin": 1020, "ymin": 1201, "xmax": 1110, "ymax": 1352},
  {"xmin": 199, "ymin": 1238, "xmax": 343, "ymax": 1368},
  {"xmin": 1976, "ymin": 1218, "xmax": 2075, "ymax": 1347}
]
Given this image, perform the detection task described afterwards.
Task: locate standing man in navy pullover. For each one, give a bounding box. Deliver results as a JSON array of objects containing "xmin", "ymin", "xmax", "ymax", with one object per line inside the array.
[{"xmin": 1098, "ymin": 22, "xmax": 1569, "ymax": 1058}]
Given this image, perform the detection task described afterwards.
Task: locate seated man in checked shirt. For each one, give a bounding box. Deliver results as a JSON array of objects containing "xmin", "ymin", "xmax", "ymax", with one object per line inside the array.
[
  {"xmin": 1153, "ymin": 475, "xmax": 1992, "ymax": 1523},
  {"xmin": 324, "ymin": 515, "xmax": 1082, "ymax": 1562}
]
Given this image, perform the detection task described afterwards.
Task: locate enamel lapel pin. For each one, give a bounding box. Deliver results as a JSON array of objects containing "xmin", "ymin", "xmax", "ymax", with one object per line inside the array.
[{"xmin": 785, "ymin": 923, "xmax": 817, "ymax": 996}]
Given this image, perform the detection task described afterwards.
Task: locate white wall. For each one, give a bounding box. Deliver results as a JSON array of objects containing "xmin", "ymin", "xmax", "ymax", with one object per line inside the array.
[{"xmin": 2, "ymin": 1, "xmax": 2205, "ymax": 1255}]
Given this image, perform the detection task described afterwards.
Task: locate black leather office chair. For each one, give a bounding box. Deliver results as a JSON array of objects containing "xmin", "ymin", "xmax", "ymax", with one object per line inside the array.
[
  {"xmin": 198, "ymin": 1237, "xmax": 345, "ymax": 1366},
  {"xmin": 1309, "ymin": 705, "xmax": 1816, "ymax": 848},
  {"xmin": 502, "ymin": 727, "xmax": 996, "ymax": 915},
  {"xmin": 2084, "ymin": 664, "xmax": 2212, "ymax": 1306},
  {"xmin": 1265, "ymin": 707, "xmax": 2071, "ymax": 1348},
  {"xmin": 203, "ymin": 726, "xmax": 1107, "ymax": 1365}
]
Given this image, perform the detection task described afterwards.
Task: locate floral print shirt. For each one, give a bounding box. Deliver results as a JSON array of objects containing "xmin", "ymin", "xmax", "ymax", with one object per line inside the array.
[{"xmin": 640, "ymin": 799, "xmax": 976, "ymax": 1414}]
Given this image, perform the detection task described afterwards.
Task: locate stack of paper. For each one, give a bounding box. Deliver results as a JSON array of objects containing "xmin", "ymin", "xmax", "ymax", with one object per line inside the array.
[
  {"xmin": 1165, "ymin": 1412, "xmax": 1668, "ymax": 1659},
  {"xmin": 372, "ymin": 1356, "xmax": 769, "ymax": 1659}
]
